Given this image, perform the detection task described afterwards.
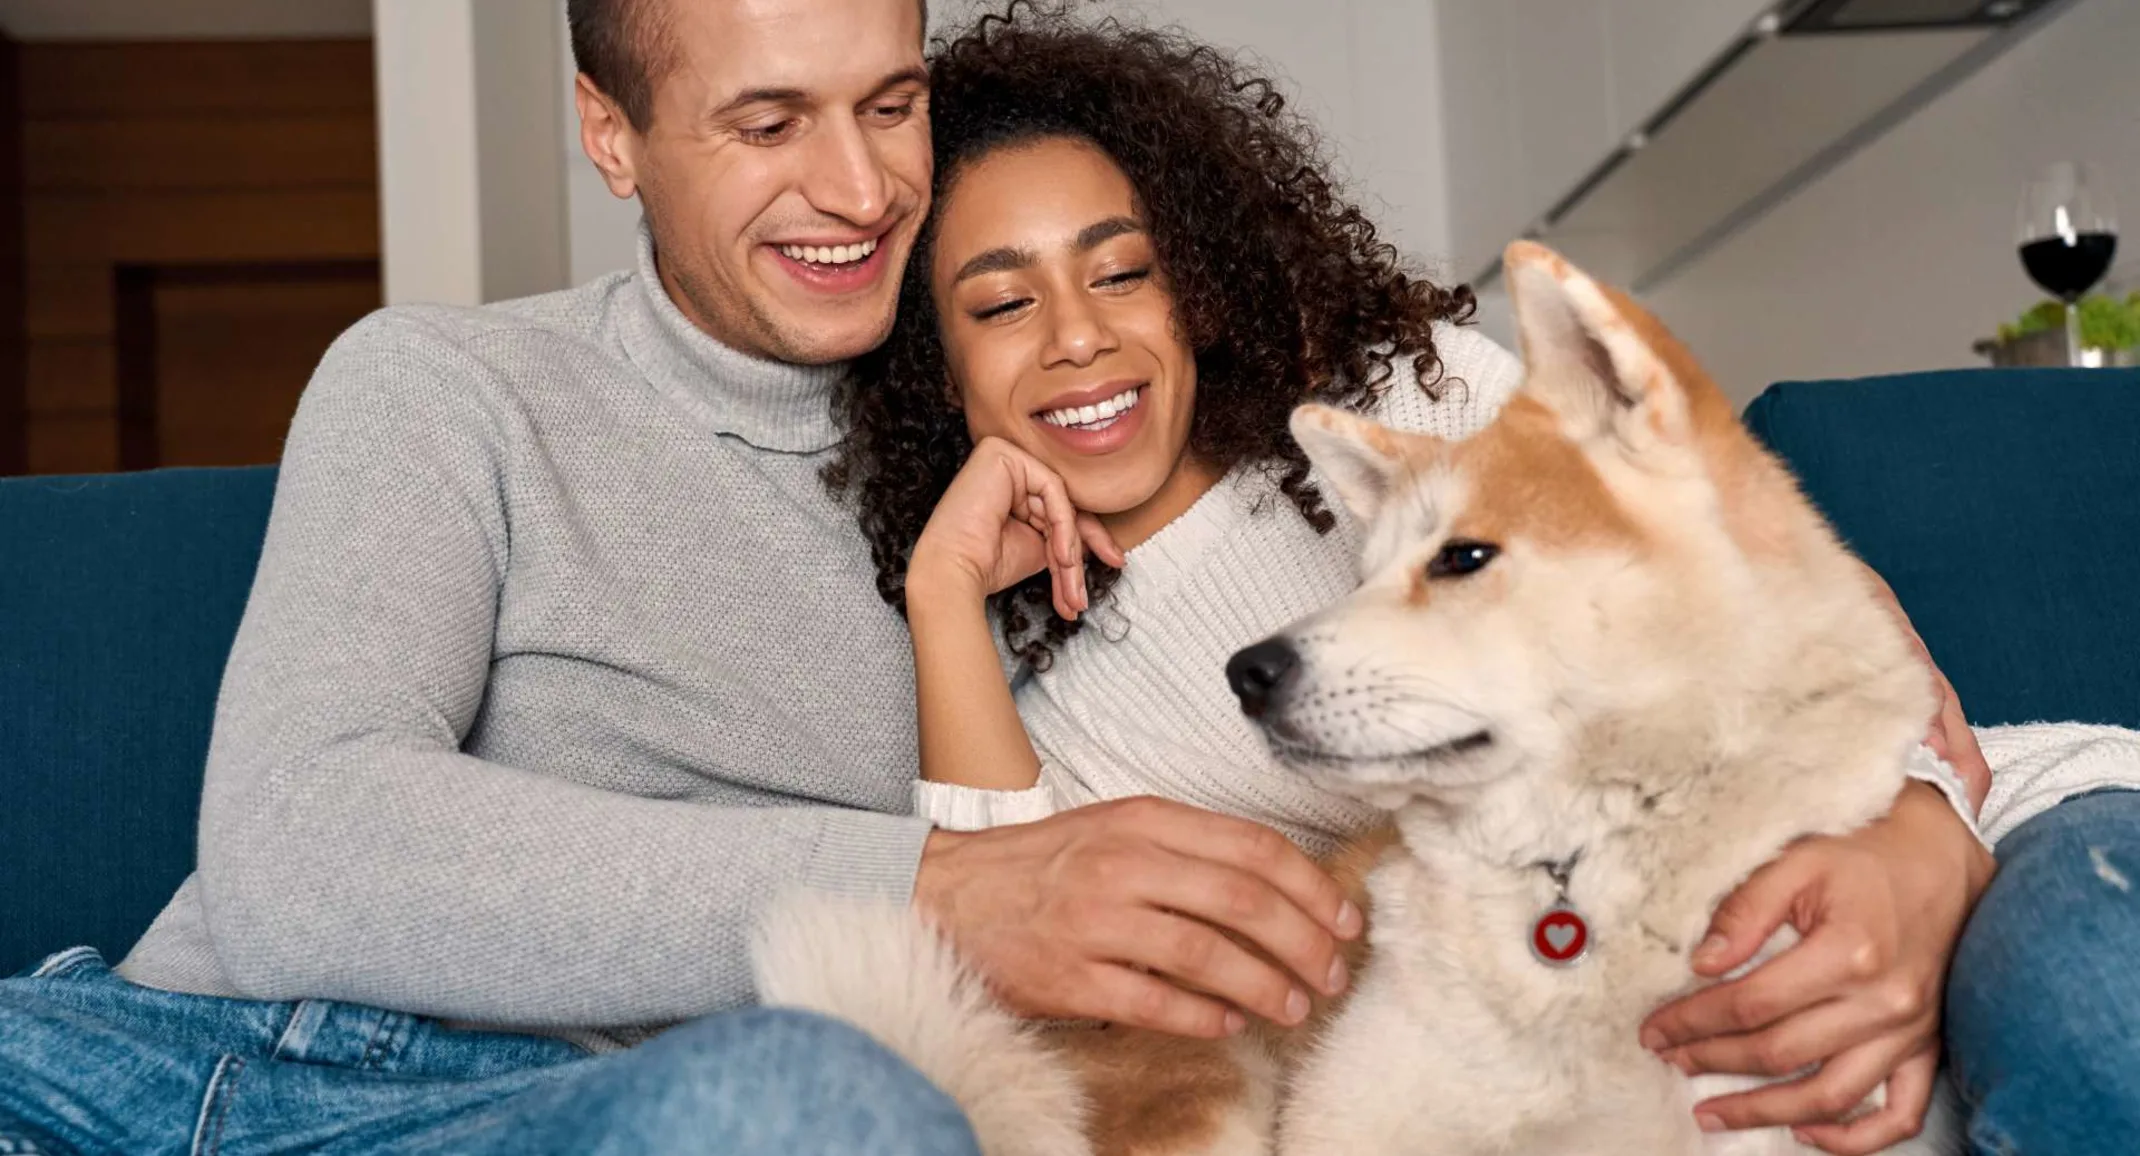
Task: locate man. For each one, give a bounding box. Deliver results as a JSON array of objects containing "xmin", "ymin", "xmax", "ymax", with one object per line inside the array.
[{"xmin": 0, "ymin": 1, "xmax": 1357, "ymax": 1151}]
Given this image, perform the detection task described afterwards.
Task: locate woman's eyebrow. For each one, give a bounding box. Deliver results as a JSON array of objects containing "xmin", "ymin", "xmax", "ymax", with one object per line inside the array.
[
  {"xmin": 950, "ymin": 216, "xmax": 1146, "ymax": 285},
  {"xmin": 952, "ymin": 245, "xmax": 1037, "ymax": 284},
  {"xmin": 1073, "ymin": 216, "xmax": 1144, "ymax": 252}
]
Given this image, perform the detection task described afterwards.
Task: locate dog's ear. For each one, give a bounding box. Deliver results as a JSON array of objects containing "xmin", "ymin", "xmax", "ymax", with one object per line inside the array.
[
  {"xmin": 1291, "ymin": 403, "xmax": 1408, "ymax": 522},
  {"xmin": 1504, "ymin": 241, "xmax": 1694, "ymax": 456}
]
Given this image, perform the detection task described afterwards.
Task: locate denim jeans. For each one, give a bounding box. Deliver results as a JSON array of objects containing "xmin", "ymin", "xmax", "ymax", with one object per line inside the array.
[
  {"xmin": 0, "ymin": 948, "xmax": 978, "ymax": 1155},
  {"xmin": 1947, "ymin": 788, "xmax": 2140, "ymax": 1155}
]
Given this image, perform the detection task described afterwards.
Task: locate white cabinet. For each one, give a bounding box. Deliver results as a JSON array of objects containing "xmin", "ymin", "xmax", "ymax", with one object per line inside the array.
[
  {"xmin": 1602, "ymin": 0, "xmax": 1773, "ymax": 139},
  {"xmin": 1437, "ymin": 0, "xmax": 1772, "ymax": 280}
]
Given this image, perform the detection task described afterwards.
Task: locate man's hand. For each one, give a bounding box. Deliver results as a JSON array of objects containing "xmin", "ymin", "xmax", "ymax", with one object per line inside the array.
[
  {"xmin": 1641, "ymin": 782, "xmax": 1997, "ymax": 1154},
  {"xmin": 913, "ymin": 797, "xmax": 1362, "ymax": 1038}
]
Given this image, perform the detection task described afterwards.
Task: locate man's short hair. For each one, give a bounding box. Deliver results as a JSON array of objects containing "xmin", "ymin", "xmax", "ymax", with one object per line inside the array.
[
  {"xmin": 568, "ymin": 0, "xmax": 930, "ymax": 132},
  {"xmin": 567, "ymin": 0, "xmax": 675, "ymax": 132}
]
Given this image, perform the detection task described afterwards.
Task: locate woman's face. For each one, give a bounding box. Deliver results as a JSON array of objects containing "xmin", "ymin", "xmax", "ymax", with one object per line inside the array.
[{"xmin": 930, "ymin": 136, "xmax": 1199, "ymax": 519}]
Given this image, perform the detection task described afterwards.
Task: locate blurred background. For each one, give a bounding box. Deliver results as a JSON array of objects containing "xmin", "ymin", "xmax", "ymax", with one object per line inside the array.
[{"xmin": 0, "ymin": 0, "xmax": 2130, "ymax": 477}]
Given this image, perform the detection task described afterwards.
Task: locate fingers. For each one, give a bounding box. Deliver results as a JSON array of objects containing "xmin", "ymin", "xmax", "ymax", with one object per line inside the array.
[
  {"xmin": 1073, "ymin": 962, "xmax": 1244, "ymax": 1040},
  {"xmin": 1693, "ymin": 1034, "xmax": 1908, "ymax": 1133},
  {"xmin": 1095, "ymin": 909, "xmax": 1313, "ymax": 1028},
  {"xmin": 1133, "ymin": 799, "xmax": 1362, "ymax": 941},
  {"xmin": 1078, "ymin": 512, "xmax": 1126, "ymax": 568},
  {"xmin": 1122, "ymin": 851, "xmax": 1347, "ymax": 1019},
  {"xmin": 1662, "ymin": 986, "xmax": 1926, "ymax": 1078},
  {"xmin": 1644, "ymin": 859, "xmax": 1825, "ymax": 1052},
  {"xmin": 1005, "ymin": 461, "xmax": 1090, "ymax": 620},
  {"xmin": 1647, "ymin": 918, "xmax": 1896, "ymax": 1055},
  {"xmin": 1791, "ymin": 1047, "xmax": 1937, "ymax": 1155},
  {"xmin": 1694, "ymin": 849, "xmax": 1822, "ymax": 977}
]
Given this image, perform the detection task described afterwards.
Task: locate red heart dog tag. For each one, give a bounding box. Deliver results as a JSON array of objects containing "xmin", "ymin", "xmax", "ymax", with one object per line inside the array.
[{"xmin": 1531, "ymin": 904, "xmax": 1589, "ymax": 967}]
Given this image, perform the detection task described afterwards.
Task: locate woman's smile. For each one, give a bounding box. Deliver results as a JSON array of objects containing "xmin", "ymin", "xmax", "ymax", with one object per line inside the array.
[{"xmin": 1032, "ymin": 381, "xmax": 1148, "ymax": 449}]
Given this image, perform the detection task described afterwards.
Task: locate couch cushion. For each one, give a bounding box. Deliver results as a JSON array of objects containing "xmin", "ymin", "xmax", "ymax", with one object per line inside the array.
[
  {"xmin": 1744, "ymin": 368, "xmax": 2139, "ymax": 731},
  {"xmin": 0, "ymin": 466, "xmax": 275, "ymax": 976}
]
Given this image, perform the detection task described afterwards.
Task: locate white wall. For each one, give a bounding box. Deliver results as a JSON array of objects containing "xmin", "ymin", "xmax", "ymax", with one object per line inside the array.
[
  {"xmin": 376, "ymin": 0, "xmax": 568, "ymax": 305},
  {"xmin": 560, "ymin": 0, "xmax": 1458, "ymax": 285},
  {"xmin": 1641, "ymin": 0, "xmax": 2140, "ymax": 402},
  {"xmin": 561, "ymin": 10, "xmax": 644, "ymax": 285}
]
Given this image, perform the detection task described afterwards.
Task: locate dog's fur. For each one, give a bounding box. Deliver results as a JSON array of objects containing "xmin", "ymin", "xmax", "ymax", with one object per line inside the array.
[{"xmin": 754, "ymin": 243, "xmax": 1932, "ymax": 1155}]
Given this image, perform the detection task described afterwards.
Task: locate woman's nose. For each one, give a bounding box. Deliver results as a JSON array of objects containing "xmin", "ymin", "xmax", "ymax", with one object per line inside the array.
[{"xmin": 1041, "ymin": 296, "xmax": 1116, "ymax": 368}]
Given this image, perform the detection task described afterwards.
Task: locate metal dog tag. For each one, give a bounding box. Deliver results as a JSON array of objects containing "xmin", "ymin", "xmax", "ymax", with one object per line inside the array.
[{"xmin": 1530, "ymin": 902, "xmax": 1590, "ymax": 967}]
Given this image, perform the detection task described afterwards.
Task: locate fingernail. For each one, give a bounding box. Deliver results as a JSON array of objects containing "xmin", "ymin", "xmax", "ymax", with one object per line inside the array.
[
  {"xmin": 1223, "ymin": 1010, "xmax": 1247, "ymax": 1036},
  {"xmin": 1336, "ymin": 900, "xmax": 1364, "ymax": 937},
  {"xmin": 1286, "ymin": 988, "xmax": 1311, "ymax": 1024},
  {"xmin": 1665, "ymin": 1049, "xmax": 1695, "ymax": 1076},
  {"xmin": 1640, "ymin": 1027, "xmax": 1666, "ymax": 1052},
  {"xmin": 1694, "ymin": 933, "xmax": 1728, "ymax": 962},
  {"xmin": 1696, "ymin": 1114, "xmax": 1725, "ymax": 1134},
  {"xmin": 1326, "ymin": 955, "xmax": 1348, "ymax": 994}
]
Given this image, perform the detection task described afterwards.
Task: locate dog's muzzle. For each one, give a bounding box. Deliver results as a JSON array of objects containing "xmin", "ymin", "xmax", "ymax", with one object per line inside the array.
[{"xmin": 1227, "ymin": 637, "xmax": 1300, "ymax": 719}]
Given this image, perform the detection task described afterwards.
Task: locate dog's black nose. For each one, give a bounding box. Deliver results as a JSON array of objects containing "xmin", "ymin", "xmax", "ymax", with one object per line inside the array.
[{"xmin": 1227, "ymin": 638, "xmax": 1300, "ymax": 718}]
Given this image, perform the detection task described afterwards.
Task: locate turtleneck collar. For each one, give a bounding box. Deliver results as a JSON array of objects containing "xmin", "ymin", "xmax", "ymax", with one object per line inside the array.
[{"xmin": 615, "ymin": 223, "xmax": 850, "ymax": 454}]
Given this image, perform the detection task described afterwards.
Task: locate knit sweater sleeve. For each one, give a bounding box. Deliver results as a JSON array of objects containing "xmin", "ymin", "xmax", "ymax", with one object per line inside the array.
[
  {"xmin": 1371, "ymin": 323, "xmax": 1526, "ymax": 439},
  {"xmin": 193, "ymin": 312, "xmax": 929, "ymax": 1030},
  {"xmin": 913, "ymin": 778, "xmax": 1069, "ymax": 829}
]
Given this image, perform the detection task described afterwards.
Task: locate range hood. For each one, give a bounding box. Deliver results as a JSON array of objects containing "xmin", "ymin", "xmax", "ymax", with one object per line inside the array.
[{"xmin": 1474, "ymin": 0, "xmax": 2075, "ymax": 292}]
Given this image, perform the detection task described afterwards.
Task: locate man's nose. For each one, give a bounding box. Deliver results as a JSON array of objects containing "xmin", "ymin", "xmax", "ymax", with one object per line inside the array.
[
  {"xmin": 804, "ymin": 119, "xmax": 895, "ymax": 228},
  {"xmin": 1226, "ymin": 637, "xmax": 1300, "ymax": 719}
]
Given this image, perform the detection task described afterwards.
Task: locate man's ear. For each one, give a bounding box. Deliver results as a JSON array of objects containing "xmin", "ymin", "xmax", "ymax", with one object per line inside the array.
[
  {"xmin": 576, "ymin": 74, "xmax": 641, "ymax": 200},
  {"xmin": 1504, "ymin": 241, "xmax": 1691, "ymax": 455},
  {"xmin": 1291, "ymin": 403, "xmax": 1410, "ymax": 523}
]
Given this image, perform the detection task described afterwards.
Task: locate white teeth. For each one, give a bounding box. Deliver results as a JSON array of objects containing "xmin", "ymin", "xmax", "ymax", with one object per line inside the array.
[
  {"xmin": 1040, "ymin": 386, "xmax": 1143, "ymax": 429},
  {"xmin": 780, "ymin": 239, "xmax": 878, "ymax": 266}
]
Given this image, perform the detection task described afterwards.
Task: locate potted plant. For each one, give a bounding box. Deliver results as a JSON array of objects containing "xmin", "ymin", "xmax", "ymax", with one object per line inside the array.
[{"xmin": 1976, "ymin": 291, "xmax": 2140, "ymax": 367}]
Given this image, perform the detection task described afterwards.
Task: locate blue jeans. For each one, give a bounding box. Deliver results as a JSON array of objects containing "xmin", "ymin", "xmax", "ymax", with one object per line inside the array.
[
  {"xmin": 1947, "ymin": 788, "xmax": 2140, "ymax": 1155},
  {"xmin": 0, "ymin": 948, "xmax": 978, "ymax": 1155}
]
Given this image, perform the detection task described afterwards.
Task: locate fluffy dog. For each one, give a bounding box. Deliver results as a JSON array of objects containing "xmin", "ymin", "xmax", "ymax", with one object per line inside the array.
[{"xmin": 753, "ymin": 241, "xmax": 1931, "ymax": 1156}]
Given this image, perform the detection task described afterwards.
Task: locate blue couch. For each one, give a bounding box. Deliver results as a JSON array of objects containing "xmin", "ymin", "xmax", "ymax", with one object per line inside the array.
[{"xmin": 5, "ymin": 367, "xmax": 2137, "ymax": 977}]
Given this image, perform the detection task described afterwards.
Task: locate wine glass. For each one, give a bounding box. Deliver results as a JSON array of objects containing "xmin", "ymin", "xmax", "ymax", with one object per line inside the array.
[{"xmin": 2018, "ymin": 162, "xmax": 2119, "ymax": 366}]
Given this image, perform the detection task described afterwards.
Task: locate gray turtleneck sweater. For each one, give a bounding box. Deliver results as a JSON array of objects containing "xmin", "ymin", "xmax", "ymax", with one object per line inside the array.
[{"xmin": 117, "ymin": 231, "xmax": 931, "ymax": 1044}]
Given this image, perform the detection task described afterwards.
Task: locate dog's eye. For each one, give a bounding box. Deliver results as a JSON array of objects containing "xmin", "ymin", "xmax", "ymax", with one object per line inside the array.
[{"xmin": 1427, "ymin": 539, "xmax": 1500, "ymax": 579}]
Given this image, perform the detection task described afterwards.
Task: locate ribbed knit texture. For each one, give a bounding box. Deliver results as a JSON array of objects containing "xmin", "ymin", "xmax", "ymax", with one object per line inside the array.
[
  {"xmin": 116, "ymin": 228, "xmax": 933, "ymax": 1047},
  {"xmin": 918, "ymin": 327, "xmax": 1526, "ymax": 855}
]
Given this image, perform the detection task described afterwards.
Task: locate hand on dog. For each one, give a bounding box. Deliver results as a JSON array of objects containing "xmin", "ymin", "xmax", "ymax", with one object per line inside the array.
[
  {"xmin": 912, "ymin": 796, "xmax": 1363, "ymax": 1038},
  {"xmin": 909, "ymin": 436, "xmax": 1124, "ymax": 621},
  {"xmin": 1639, "ymin": 782, "xmax": 1996, "ymax": 1154}
]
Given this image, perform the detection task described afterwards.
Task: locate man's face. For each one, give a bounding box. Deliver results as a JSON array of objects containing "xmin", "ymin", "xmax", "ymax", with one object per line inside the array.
[{"xmin": 602, "ymin": 0, "xmax": 932, "ymax": 365}]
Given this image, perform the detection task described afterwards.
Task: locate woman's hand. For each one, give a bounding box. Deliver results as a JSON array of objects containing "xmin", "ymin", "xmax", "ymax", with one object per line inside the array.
[
  {"xmin": 1640, "ymin": 781, "xmax": 1996, "ymax": 1153},
  {"xmin": 908, "ymin": 436, "xmax": 1124, "ymax": 620}
]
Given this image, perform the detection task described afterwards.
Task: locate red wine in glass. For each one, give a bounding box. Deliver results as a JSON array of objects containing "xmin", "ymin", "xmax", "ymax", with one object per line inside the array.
[
  {"xmin": 2020, "ymin": 232, "xmax": 2118, "ymax": 302},
  {"xmin": 2017, "ymin": 163, "xmax": 2119, "ymax": 364}
]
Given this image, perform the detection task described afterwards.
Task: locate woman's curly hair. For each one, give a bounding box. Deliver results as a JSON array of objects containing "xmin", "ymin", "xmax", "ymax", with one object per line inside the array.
[{"xmin": 827, "ymin": 0, "xmax": 1476, "ymax": 669}]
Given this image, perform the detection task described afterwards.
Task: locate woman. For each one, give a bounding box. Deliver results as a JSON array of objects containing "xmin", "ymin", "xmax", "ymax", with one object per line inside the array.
[
  {"xmin": 830, "ymin": 5, "xmax": 2000, "ymax": 1149},
  {"xmin": 832, "ymin": 9, "xmax": 1512, "ymax": 854}
]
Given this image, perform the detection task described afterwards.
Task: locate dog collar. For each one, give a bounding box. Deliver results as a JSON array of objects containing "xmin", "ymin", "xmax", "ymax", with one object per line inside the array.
[{"xmin": 1529, "ymin": 852, "xmax": 1591, "ymax": 968}]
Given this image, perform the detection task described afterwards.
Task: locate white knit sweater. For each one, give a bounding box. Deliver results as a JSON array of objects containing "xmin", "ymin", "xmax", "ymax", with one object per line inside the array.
[{"xmin": 914, "ymin": 326, "xmax": 2136, "ymax": 853}]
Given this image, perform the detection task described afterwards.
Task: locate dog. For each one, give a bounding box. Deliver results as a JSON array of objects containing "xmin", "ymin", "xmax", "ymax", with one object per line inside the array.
[{"xmin": 752, "ymin": 241, "xmax": 1933, "ymax": 1155}]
